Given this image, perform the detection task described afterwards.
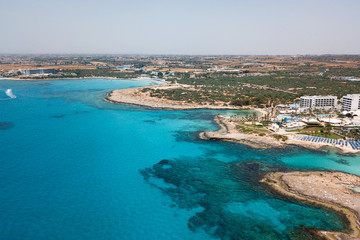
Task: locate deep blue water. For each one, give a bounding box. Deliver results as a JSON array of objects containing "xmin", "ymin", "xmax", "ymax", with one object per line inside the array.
[{"xmin": 0, "ymin": 78, "xmax": 359, "ymax": 240}]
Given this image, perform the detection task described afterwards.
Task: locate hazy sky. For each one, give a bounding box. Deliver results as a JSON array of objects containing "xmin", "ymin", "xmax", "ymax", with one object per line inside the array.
[{"xmin": 1, "ymin": 0, "xmax": 359, "ymax": 55}]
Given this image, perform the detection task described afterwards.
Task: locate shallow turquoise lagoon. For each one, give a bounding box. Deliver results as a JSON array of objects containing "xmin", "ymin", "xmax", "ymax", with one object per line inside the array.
[{"xmin": 0, "ymin": 78, "xmax": 359, "ymax": 239}]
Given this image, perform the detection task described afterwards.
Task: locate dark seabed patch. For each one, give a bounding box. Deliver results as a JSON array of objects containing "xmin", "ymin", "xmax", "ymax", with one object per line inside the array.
[
  {"xmin": 37, "ymin": 82, "xmax": 52, "ymax": 87},
  {"xmin": 153, "ymin": 111, "xmax": 218, "ymax": 122},
  {"xmin": 0, "ymin": 122, "xmax": 14, "ymax": 130},
  {"xmin": 335, "ymin": 159, "xmax": 350, "ymax": 165},
  {"xmin": 51, "ymin": 111, "xmax": 90, "ymax": 119},
  {"xmin": 140, "ymin": 158, "xmax": 344, "ymax": 240},
  {"xmin": 172, "ymin": 130, "xmax": 201, "ymax": 142},
  {"xmin": 143, "ymin": 120, "xmax": 157, "ymax": 124}
]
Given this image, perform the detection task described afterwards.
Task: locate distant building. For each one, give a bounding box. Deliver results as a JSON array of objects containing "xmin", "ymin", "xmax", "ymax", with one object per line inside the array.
[
  {"xmin": 20, "ymin": 68, "xmax": 55, "ymax": 76},
  {"xmin": 341, "ymin": 94, "xmax": 360, "ymax": 112},
  {"xmin": 116, "ymin": 65, "xmax": 132, "ymax": 71},
  {"xmin": 300, "ymin": 95, "xmax": 337, "ymax": 109},
  {"xmin": 333, "ymin": 76, "xmax": 360, "ymax": 82},
  {"xmin": 140, "ymin": 74, "xmax": 149, "ymax": 78}
]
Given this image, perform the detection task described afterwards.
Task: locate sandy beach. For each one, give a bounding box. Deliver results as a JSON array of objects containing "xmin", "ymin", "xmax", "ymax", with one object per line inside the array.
[
  {"xmin": 261, "ymin": 171, "xmax": 360, "ymax": 240},
  {"xmin": 105, "ymin": 84, "xmax": 248, "ymax": 110},
  {"xmin": 286, "ymin": 135, "xmax": 359, "ymax": 154}
]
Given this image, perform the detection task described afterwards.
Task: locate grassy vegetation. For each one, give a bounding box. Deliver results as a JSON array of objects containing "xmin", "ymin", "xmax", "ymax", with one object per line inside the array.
[
  {"xmin": 326, "ymin": 67, "xmax": 360, "ymax": 78},
  {"xmin": 235, "ymin": 122, "xmax": 271, "ymax": 135},
  {"xmin": 145, "ymin": 72, "xmax": 360, "ymax": 107},
  {"xmin": 173, "ymin": 74, "xmax": 360, "ymax": 98},
  {"xmin": 147, "ymin": 88, "xmax": 217, "ymax": 105},
  {"xmin": 273, "ymin": 134, "xmax": 288, "ymax": 141},
  {"xmin": 291, "ymin": 126, "xmax": 343, "ymax": 139},
  {"xmin": 143, "ymin": 83, "xmax": 294, "ymax": 107}
]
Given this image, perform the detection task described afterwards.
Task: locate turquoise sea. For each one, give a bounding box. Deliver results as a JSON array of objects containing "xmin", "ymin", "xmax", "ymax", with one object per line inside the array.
[{"xmin": 1, "ymin": 78, "xmax": 360, "ymax": 240}]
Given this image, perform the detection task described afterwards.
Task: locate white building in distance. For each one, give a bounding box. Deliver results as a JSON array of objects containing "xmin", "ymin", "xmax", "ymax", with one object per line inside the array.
[
  {"xmin": 300, "ymin": 95, "xmax": 337, "ymax": 110},
  {"xmin": 341, "ymin": 94, "xmax": 360, "ymax": 112},
  {"xmin": 116, "ymin": 65, "xmax": 132, "ymax": 71},
  {"xmin": 20, "ymin": 68, "xmax": 55, "ymax": 76}
]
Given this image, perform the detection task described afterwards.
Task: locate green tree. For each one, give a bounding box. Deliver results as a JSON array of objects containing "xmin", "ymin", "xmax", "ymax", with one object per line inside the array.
[
  {"xmin": 252, "ymin": 112, "xmax": 257, "ymax": 124},
  {"xmin": 324, "ymin": 123, "xmax": 332, "ymax": 136}
]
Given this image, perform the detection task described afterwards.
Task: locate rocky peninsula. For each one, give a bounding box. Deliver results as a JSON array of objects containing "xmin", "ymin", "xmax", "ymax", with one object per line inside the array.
[
  {"xmin": 261, "ymin": 171, "xmax": 360, "ymax": 240},
  {"xmin": 105, "ymin": 84, "xmax": 248, "ymax": 110},
  {"xmin": 199, "ymin": 115, "xmax": 286, "ymax": 149}
]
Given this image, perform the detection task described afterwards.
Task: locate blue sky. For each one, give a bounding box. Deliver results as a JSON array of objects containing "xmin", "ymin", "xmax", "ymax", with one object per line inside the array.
[{"xmin": 1, "ymin": 0, "xmax": 359, "ymax": 54}]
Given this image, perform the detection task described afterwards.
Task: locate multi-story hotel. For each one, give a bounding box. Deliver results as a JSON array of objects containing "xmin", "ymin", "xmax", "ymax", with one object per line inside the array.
[
  {"xmin": 20, "ymin": 68, "xmax": 56, "ymax": 76},
  {"xmin": 341, "ymin": 94, "xmax": 360, "ymax": 112},
  {"xmin": 300, "ymin": 95, "xmax": 337, "ymax": 109}
]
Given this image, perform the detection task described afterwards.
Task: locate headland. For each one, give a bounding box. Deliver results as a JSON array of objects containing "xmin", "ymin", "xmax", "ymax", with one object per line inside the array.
[
  {"xmin": 261, "ymin": 171, "xmax": 360, "ymax": 240},
  {"xmin": 105, "ymin": 84, "xmax": 251, "ymax": 110}
]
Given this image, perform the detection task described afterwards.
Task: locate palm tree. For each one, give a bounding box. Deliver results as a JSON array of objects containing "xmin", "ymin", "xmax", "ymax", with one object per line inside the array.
[
  {"xmin": 252, "ymin": 112, "xmax": 257, "ymax": 124},
  {"xmin": 324, "ymin": 123, "xmax": 332, "ymax": 136}
]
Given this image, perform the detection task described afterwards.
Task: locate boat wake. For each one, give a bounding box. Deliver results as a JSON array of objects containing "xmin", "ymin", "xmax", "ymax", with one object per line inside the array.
[
  {"xmin": 0, "ymin": 89, "xmax": 16, "ymax": 100},
  {"xmin": 6, "ymin": 89, "xmax": 16, "ymax": 98}
]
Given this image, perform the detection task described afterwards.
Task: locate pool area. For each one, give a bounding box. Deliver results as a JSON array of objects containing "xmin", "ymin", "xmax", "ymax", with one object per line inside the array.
[{"xmin": 277, "ymin": 115, "xmax": 300, "ymax": 122}]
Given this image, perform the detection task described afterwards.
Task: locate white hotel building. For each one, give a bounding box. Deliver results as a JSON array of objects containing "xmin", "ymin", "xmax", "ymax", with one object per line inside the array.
[
  {"xmin": 300, "ymin": 95, "xmax": 337, "ymax": 110},
  {"xmin": 341, "ymin": 94, "xmax": 360, "ymax": 112}
]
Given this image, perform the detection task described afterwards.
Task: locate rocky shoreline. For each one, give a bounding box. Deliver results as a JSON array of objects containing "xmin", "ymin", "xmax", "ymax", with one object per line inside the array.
[
  {"xmin": 105, "ymin": 84, "xmax": 252, "ymax": 110},
  {"xmin": 261, "ymin": 171, "xmax": 360, "ymax": 240}
]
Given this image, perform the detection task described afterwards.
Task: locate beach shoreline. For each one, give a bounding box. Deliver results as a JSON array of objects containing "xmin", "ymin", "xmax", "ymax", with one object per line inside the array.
[
  {"xmin": 104, "ymin": 83, "xmax": 358, "ymax": 153},
  {"xmin": 200, "ymin": 115, "xmax": 360, "ymax": 154},
  {"xmin": 199, "ymin": 114, "xmax": 286, "ymax": 149},
  {"xmin": 261, "ymin": 171, "xmax": 360, "ymax": 240}
]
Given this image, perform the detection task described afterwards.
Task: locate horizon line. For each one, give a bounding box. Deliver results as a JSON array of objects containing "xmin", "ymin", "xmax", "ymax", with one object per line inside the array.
[{"xmin": 1, "ymin": 53, "xmax": 360, "ymax": 56}]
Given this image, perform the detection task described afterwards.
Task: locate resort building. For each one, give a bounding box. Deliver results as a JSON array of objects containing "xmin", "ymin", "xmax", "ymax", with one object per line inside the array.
[
  {"xmin": 300, "ymin": 95, "xmax": 337, "ymax": 110},
  {"xmin": 116, "ymin": 65, "xmax": 132, "ymax": 71},
  {"xmin": 341, "ymin": 94, "xmax": 360, "ymax": 112},
  {"xmin": 20, "ymin": 68, "xmax": 55, "ymax": 76}
]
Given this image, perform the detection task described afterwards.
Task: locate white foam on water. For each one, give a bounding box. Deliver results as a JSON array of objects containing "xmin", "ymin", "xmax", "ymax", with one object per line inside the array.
[{"xmin": 5, "ymin": 89, "xmax": 16, "ymax": 98}]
